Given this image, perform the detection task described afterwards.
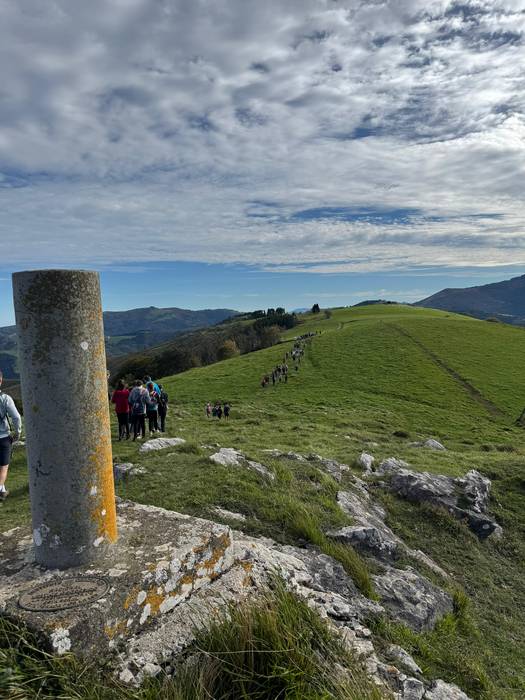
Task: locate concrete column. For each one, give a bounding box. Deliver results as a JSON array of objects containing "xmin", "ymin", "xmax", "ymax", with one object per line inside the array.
[{"xmin": 13, "ymin": 270, "xmax": 117, "ymax": 569}]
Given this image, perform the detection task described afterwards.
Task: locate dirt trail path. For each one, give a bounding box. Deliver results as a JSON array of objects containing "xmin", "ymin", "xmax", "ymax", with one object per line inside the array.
[{"xmin": 390, "ymin": 323, "xmax": 505, "ymax": 419}]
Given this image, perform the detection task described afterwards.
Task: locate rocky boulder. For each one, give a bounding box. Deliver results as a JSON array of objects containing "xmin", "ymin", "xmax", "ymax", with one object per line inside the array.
[
  {"xmin": 373, "ymin": 566, "xmax": 453, "ymax": 631},
  {"xmin": 358, "ymin": 452, "xmax": 375, "ymax": 473},
  {"xmin": 332, "ymin": 490, "xmax": 402, "ymax": 561},
  {"xmin": 139, "ymin": 437, "xmax": 186, "ymax": 453},
  {"xmin": 210, "ymin": 448, "xmax": 275, "ymax": 480},
  {"xmin": 374, "ymin": 460, "xmax": 501, "ymax": 539}
]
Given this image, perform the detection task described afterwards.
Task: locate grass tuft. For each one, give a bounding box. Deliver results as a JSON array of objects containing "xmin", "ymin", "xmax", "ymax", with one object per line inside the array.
[{"xmin": 170, "ymin": 579, "xmax": 385, "ymax": 700}]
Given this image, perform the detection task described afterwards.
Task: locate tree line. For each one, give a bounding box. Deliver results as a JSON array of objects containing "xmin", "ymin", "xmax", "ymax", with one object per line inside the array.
[{"xmin": 111, "ymin": 312, "xmax": 299, "ymax": 386}]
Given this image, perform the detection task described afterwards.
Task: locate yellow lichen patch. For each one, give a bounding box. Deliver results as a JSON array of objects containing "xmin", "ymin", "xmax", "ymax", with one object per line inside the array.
[
  {"xmin": 240, "ymin": 561, "xmax": 253, "ymax": 573},
  {"xmin": 143, "ymin": 587, "xmax": 166, "ymax": 616},
  {"xmin": 123, "ymin": 587, "xmax": 140, "ymax": 610},
  {"xmin": 105, "ymin": 619, "xmax": 127, "ymax": 640},
  {"xmin": 192, "ymin": 533, "xmax": 231, "ymax": 575}
]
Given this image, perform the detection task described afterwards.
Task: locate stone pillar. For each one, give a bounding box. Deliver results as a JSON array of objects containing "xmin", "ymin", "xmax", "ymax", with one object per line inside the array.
[{"xmin": 13, "ymin": 270, "xmax": 117, "ymax": 569}]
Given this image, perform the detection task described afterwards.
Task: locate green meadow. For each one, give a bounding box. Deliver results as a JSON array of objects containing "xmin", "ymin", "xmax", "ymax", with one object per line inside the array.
[{"xmin": 2, "ymin": 304, "xmax": 525, "ymax": 699}]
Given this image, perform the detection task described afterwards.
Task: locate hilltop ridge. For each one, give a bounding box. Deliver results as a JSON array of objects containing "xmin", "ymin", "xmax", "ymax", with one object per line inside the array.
[{"xmin": 415, "ymin": 274, "xmax": 525, "ymax": 325}]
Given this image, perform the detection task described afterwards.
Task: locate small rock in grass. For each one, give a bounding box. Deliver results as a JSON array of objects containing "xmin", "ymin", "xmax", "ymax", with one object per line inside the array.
[
  {"xmin": 424, "ymin": 679, "xmax": 472, "ymax": 699},
  {"xmin": 139, "ymin": 437, "xmax": 186, "ymax": 453},
  {"xmin": 385, "ymin": 644, "xmax": 422, "ymax": 675},
  {"xmin": 210, "ymin": 448, "xmax": 274, "ymax": 480},
  {"xmin": 113, "ymin": 463, "xmax": 146, "ymax": 481},
  {"xmin": 213, "ymin": 507, "xmax": 247, "ymax": 522},
  {"xmin": 409, "ymin": 439, "xmax": 446, "ymax": 451},
  {"xmin": 358, "ymin": 452, "xmax": 374, "ymax": 472}
]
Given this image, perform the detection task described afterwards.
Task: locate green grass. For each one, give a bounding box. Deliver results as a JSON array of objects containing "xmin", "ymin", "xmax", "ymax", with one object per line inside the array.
[
  {"xmin": 2, "ymin": 303, "xmax": 525, "ymax": 698},
  {"xmin": 0, "ymin": 583, "xmax": 385, "ymax": 700}
]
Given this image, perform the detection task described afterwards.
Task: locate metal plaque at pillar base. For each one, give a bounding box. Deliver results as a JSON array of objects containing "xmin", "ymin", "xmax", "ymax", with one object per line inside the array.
[{"xmin": 18, "ymin": 576, "xmax": 109, "ymax": 612}]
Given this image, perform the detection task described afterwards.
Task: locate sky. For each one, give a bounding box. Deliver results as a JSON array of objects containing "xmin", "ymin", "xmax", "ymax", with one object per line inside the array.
[{"xmin": 1, "ymin": 0, "xmax": 524, "ymax": 325}]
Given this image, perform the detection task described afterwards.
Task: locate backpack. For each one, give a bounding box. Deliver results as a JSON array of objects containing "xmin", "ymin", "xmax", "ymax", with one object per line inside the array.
[
  {"xmin": 131, "ymin": 389, "xmax": 146, "ymax": 415},
  {"xmin": 0, "ymin": 394, "xmax": 12, "ymax": 432},
  {"xmin": 158, "ymin": 390, "xmax": 168, "ymax": 409}
]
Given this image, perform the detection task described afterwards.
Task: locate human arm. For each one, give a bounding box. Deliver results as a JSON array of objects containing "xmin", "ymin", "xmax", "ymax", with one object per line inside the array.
[{"xmin": 6, "ymin": 396, "xmax": 22, "ymax": 439}]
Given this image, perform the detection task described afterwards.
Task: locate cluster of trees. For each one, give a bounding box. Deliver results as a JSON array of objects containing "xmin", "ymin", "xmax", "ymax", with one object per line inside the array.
[
  {"xmin": 111, "ymin": 313, "xmax": 295, "ymax": 385},
  {"xmin": 249, "ymin": 307, "xmax": 286, "ymax": 319}
]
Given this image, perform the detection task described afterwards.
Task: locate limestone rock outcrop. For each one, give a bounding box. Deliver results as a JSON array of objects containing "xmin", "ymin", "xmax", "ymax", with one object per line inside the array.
[
  {"xmin": 210, "ymin": 448, "xmax": 275, "ymax": 480},
  {"xmin": 372, "ymin": 459, "xmax": 501, "ymax": 539}
]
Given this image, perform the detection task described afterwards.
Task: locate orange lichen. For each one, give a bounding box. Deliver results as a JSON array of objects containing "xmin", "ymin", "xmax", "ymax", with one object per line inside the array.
[
  {"xmin": 123, "ymin": 587, "xmax": 140, "ymax": 610},
  {"xmin": 104, "ymin": 619, "xmax": 127, "ymax": 639},
  {"xmin": 87, "ymin": 335, "xmax": 117, "ymax": 544}
]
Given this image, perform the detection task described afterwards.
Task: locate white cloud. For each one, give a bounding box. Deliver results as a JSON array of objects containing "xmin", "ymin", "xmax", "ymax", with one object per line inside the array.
[{"xmin": 0, "ymin": 0, "xmax": 524, "ymax": 271}]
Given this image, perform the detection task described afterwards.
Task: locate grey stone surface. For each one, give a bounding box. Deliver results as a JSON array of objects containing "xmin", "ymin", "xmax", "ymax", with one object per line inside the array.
[
  {"xmin": 0, "ymin": 500, "xmax": 234, "ymax": 660},
  {"xmin": 139, "ymin": 437, "xmax": 186, "ymax": 453},
  {"xmin": 263, "ymin": 449, "xmax": 305, "ymax": 461},
  {"xmin": 113, "ymin": 463, "xmax": 146, "ymax": 481},
  {"xmin": 386, "ymin": 644, "xmax": 423, "ymax": 675},
  {"xmin": 264, "ymin": 449, "xmax": 349, "ymax": 481},
  {"xmin": 401, "ymin": 677, "xmax": 426, "ymax": 699},
  {"xmin": 373, "ymin": 566, "xmax": 453, "ymax": 631},
  {"xmin": 336, "ymin": 487, "xmax": 449, "ymax": 578},
  {"xmin": 358, "ymin": 452, "xmax": 375, "ymax": 472},
  {"xmin": 410, "ymin": 439, "xmax": 446, "ymax": 451},
  {"xmin": 333, "ymin": 489, "xmax": 402, "ymax": 560},
  {"xmin": 305, "ymin": 453, "xmax": 349, "ymax": 482},
  {"xmin": 424, "ymin": 679, "xmax": 472, "ymax": 699},
  {"xmin": 12, "ymin": 269, "xmax": 117, "ymax": 569},
  {"xmin": 210, "ymin": 448, "xmax": 274, "ymax": 480},
  {"xmin": 213, "ymin": 507, "xmax": 247, "ymax": 522},
  {"xmin": 376, "ymin": 460, "xmax": 500, "ymax": 539}
]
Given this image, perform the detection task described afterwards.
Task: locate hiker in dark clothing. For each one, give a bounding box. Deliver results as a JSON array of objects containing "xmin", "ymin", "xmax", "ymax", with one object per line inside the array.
[
  {"xmin": 146, "ymin": 382, "xmax": 159, "ymax": 434},
  {"xmin": 129, "ymin": 380, "xmax": 148, "ymax": 440},
  {"xmin": 216, "ymin": 403, "xmax": 223, "ymax": 419},
  {"xmin": 157, "ymin": 384, "xmax": 168, "ymax": 433},
  {"xmin": 223, "ymin": 402, "xmax": 231, "ymax": 419}
]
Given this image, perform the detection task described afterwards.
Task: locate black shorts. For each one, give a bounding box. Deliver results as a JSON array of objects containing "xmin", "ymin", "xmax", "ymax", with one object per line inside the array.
[{"xmin": 0, "ymin": 436, "xmax": 13, "ymax": 466}]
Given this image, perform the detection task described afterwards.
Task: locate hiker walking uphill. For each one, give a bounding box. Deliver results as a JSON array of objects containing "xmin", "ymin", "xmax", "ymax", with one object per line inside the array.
[
  {"xmin": 0, "ymin": 370, "xmax": 22, "ymax": 501},
  {"xmin": 260, "ymin": 335, "xmax": 311, "ymax": 390}
]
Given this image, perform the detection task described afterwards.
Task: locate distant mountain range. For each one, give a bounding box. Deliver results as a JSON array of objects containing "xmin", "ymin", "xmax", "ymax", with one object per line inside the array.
[
  {"xmin": 415, "ymin": 274, "xmax": 525, "ymax": 325},
  {"xmin": 0, "ymin": 306, "xmax": 238, "ymax": 379}
]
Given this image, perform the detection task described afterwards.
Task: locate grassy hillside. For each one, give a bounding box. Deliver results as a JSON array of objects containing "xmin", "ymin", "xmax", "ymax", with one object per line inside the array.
[{"xmin": 2, "ymin": 304, "xmax": 525, "ymax": 699}]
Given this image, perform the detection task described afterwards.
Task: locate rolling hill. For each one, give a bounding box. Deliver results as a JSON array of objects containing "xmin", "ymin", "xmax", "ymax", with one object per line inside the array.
[
  {"xmin": 0, "ymin": 305, "xmax": 238, "ymax": 379},
  {"xmin": 415, "ymin": 273, "xmax": 525, "ymax": 325},
  {"xmin": 3, "ymin": 304, "xmax": 525, "ymax": 699}
]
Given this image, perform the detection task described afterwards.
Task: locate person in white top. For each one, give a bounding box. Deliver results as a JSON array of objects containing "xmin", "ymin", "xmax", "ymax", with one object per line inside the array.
[{"xmin": 0, "ymin": 370, "xmax": 22, "ymax": 500}]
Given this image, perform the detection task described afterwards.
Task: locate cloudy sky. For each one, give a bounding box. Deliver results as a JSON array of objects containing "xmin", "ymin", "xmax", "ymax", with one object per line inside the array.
[{"xmin": 1, "ymin": 0, "xmax": 524, "ymax": 322}]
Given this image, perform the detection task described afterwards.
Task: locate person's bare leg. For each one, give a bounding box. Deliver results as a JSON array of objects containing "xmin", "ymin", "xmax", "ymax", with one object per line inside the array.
[{"xmin": 0, "ymin": 464, "xmax": 8, "ymax": 488}]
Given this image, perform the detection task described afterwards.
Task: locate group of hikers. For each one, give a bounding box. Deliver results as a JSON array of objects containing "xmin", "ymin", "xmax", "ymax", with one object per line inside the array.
[
  {"xmin": 205, "ymin": 401, "xmax": 231, "ymax": 419},
  {"xmin": 261, "ymin": 334, "xmax": 316, "ymax": 388},
  {"xmin": 0, "ymin": 330, "xmax": 324, "ymax": 501},
  {"xmin": 111, "ymin": 376, "xmax": 169, "ymax": 441}
]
